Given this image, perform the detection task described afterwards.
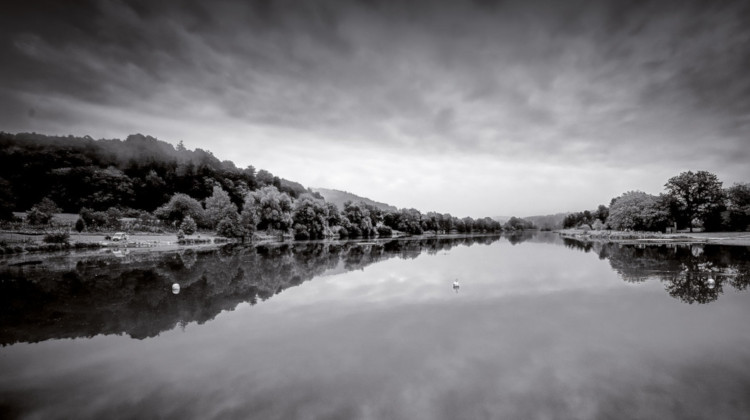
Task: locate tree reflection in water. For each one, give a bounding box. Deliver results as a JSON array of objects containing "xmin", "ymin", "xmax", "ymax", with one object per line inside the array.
[
  {"xmin": 0, "ymin": 236, "xmax": 500, "ymax": 346},
  {"xmin": 563, "ymin": 238, "xmax": 750, "ymax": 304}
]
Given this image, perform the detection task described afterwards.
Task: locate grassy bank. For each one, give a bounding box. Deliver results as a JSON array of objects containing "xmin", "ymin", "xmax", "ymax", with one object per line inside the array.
[{"xmin": 558, "ymin": 229, "xmax": 750, "ymax": 246}]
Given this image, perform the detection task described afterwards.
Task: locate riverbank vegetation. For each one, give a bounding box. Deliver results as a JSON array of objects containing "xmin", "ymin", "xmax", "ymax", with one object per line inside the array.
[
  {"xmin": 563, "ymin": 171, "xmax": 749, "ymax": 233},
  {"xmin": 0, "ymin": 132, "xmax": 518, "ymax": 247}
]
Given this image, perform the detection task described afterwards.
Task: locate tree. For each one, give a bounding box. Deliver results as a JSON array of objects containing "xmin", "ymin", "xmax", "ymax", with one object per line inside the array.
[
  {"xmin": 75, "ymin": 218, "xmax": 86, "ymax": 233},
  {"xmin": 256, "ymin": 169, "xmax": 275, "ymax": 186},
  {"xmin": 665, "ymin": 171, "xmax": 724, "ymax": 232},
  {"xmin": 239, "ymin": 202, "xmax": 258, "ymax": 240},
  {"xmin": 216, "ymin": 212, "xmax": 246, "ymax": 239},
  {"xmin": 204, "ymin": 185, "xmax": 238, "ymax": 229},
  {"xmin": 343, "ymin": 201, "xmax": 374, "ymax": 237},
  {"xmin": 26, "ymin": 198, "xmax": 61, "ymax": 225},
  {"xmin": 292, "ymin": 196, "xmax": 329, "ymax": 240},
  {"xmin": 180, "ymin": 215, "xmax": 197, "ymax": 235},
  {"xmin": 242, "ymin": 186, "xmax": 292, "ymax": 233},
  {"xmin": 596, "ymin": 205, "xmax": 609, "ymax": 223},
  {"xmin": 504, "ymin": 216, "xmax": 534, "ymax": 231},
  {"xmin": 608, "ymin": 191, "xmax": 670, "ymax": 232},
  {"xmin": 154, "ymin": 193, "xmax": 206, "ymax": 227},
  {"xmin": 725, "ymin": 183, "xmax": 750, "ymax": 231}
]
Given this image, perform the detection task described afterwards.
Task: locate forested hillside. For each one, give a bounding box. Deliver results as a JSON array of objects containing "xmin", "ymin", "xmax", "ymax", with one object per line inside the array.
[
  {"xmin": 0, "ymin": 132, "xmax": 512, "ymax": 239},
  {"xmin": 0, "ymin": 132, "xmax": 305, "ymax": 213}
]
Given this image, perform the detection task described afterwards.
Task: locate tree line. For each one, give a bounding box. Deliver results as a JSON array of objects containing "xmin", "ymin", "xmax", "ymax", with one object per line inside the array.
[
  {"xmin": 563, "ymin": 170, "xmax": 750, "ymax": 232},
  {"xmin": 0, "ymin": 132, "xmax": 520, "ymax": 238}
]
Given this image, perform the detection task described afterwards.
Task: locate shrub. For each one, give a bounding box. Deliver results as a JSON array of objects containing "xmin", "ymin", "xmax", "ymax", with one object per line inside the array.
[
  {"xmin": 75, "ymin": 217, "xmax": 86, "ymax": 233},
  {"xmin": 377, "ymin": 225, "xmax": 393, "ymax": 237},
  {"xmin": 43, "ymin": 230, "xmax": 70, "ymax": 244},
  {"xmin": 293, "ymin": 223, "xmax": 310, "ymax": 240},
  {"xmin": 180, "ymin": 216, "xmax": 197, "ymax": 236}
]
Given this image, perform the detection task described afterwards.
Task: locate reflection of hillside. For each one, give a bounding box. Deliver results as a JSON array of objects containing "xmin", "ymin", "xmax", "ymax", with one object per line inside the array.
[
  {"xmin": 563, "ymin": 238, "xmax": 750, "ymax": 304},
  {"xmin": 0, "ymin": 236, "xmax": 500, "ymax": 345}
]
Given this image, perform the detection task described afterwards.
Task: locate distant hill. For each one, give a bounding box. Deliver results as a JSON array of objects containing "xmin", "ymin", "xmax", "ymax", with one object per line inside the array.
[
  {"xmin": 524, "ymin": 213, "xmax": 570, "ymax": 230},
  {"xmin": 312, "ymin": 188, "xmax": 398, "ymax": 212}
]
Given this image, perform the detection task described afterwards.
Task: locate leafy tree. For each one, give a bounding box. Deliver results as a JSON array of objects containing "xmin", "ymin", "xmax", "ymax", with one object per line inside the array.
[
  {"xmin": 504, "ymin": 216, "xmax": 534, "ymax": 231},
  {"xmin": 461, "ymin": 216, "xmax": 474, "ymax": 233},
  {"xmin": 154, "ymin": 193, "xmax": 206, "ymax": 227},
  {"xmin": 395, "ymin": 208, "xmax": 424, "ymax": 235},
  {"xmin": 243, "ymin": 186, "xmax": 293, "ymax": 233},
  {"xmin": 343, "ymin": 201, "xmax": 374, "ymax": 237},
  {"xmin": 26, "ymin": 198, "xmax": 61, "ymax": 225},
  {"xmin": 665, "ymin": 171, "xmax": 724, "ymax": 232},
  {"xmin": 79, "ymin": 207, "xmax": 108, "ymax": 230},
  {"xmin": 725, "ymin": 183, "xmax": 750, "ymax": 231},
  {"xmin": 326, "ymin": 202, "xmax": 341, "ymax": 226},
  {"xmin": 608, "ymin": 191, "xmax": 670, "ymax": 232},
  {"xmin": 180, "ymin": 215, "xmax": 197, "ymax": 235},
  {"xmin": 256, "ymin": 169, "xmax": 275, "ymax": 186},
  {"xmin": 75, "ymin": 218, "xmax": 86, "ymax": 233},
  {"xmin": 377, "ymin": 225, "xmax": 393, "ymax": 237},
  {"xmin": 439, "ymin": 213, "xmax": 454, "ymax": 233},
  {"xmin": 596, "ymin": 205, "xmax": 609, "ymax": 223},
  {"xmin": 292, "ymin": 196, "xmax": 329, "ymax": 240},
  {"xmin": 204, "ymin": 185, "xmax": 238, "ymax": 229},
  {"xmin": 563, "ymin": 211, "xmax": 596, "ymax": 229},
  {"xmin": 216, "ymin": 213, "xmax": 246, "ymax": 239}
]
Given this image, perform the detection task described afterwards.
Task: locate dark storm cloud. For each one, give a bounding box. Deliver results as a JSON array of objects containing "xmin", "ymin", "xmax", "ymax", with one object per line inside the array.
[{"xmin": 1, "ymin": 0, "xmax": 749, "ymax": 174}]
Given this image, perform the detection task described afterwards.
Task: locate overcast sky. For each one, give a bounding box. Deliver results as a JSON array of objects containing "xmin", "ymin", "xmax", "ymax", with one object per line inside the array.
[{"xmin": 1, "ymin": 0, "xmax": 749, "ymax": 217}]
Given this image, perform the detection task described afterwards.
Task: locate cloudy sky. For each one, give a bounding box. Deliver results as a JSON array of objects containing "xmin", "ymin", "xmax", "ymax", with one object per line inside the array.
[{"xmin": 1, "ymin": 0, "xmax": 749, "ymax": 217}]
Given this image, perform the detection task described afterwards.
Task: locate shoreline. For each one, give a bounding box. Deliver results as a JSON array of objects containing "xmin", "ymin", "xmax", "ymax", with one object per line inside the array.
[
  {"xmin": 557, "ymin": 229, "xmax": 750, "ymax": 247},
  {"xmin": 0, "ymin": 230, "xmax": 503, "ymax": 264}
]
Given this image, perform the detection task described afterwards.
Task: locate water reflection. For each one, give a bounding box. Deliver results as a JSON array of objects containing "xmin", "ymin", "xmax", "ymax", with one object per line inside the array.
[
  {"xmin": 2, "ymin": 232, "xmax": 750, "ymax": 420},
  {"xmin": 562, "ymin": 238, "xmax": 750, "ymax": 304},
  {"xmin": 0, "ymin": 236, "xmax": 501, "ymax": 346}
]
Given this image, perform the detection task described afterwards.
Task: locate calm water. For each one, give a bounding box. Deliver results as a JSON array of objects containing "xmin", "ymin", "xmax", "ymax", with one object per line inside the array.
[{"xmin": 1, "ymin": 233, "xmax": 749, "ymax": 419}]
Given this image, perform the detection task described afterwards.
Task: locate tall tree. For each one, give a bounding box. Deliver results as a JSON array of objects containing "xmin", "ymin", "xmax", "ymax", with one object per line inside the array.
[
  {"xmin": 725, "ymin": 183, "xmax": 750, "ymax": 231},
  {"xmin": 243, "ymin": 186, "xmax": 293, "ymax": 232},
  {"xmin": 665, "ymin": 171, "xmax": 724, "ymax": 232},
  {"xmin": 25, "ymin": 197, "xmax": 61, "ymax": 225},
  {"xmin": 154, "ymin": 193, "xmax": 206, "ymax": 227},
  {"xmin": 292, "ymin": 195, "xmax": 329, "ymax": 240},
  {"xmin": 204, "ymin": 185, "xmax": 238, "ymax": 229},
  {"xmin": 342, "ymin": 201, "xmax": 374, "ymax": 237},
  {"xmin": 608, "ymin": 191, "xmax": 670, "ymax": 232}
]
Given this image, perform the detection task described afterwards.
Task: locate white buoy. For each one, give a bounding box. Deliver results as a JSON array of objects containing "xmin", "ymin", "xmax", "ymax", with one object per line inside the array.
[
  {"xmin": 172, "ymin": 283, "xmax": 181, "ymax": 294},
  {"xmin": 452, "ymin": 280, "xmax": 460, "ymax": 292},
  {"xmin": 707, "ymin": 278, "xmax": 716, "ymax": 289}
]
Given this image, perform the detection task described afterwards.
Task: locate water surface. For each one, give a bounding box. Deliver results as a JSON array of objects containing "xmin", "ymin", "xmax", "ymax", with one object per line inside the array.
[{"xmin": 1, "ymin": 233, "xmax": 749, "ymax": 419}]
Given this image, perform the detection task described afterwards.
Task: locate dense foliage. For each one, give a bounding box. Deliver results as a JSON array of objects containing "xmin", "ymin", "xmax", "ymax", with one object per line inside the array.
[
  {"xmin": 563, "ymin": 171, "xmax": 748, "ymax": 232},
  {"xmin": 0, "ymin": 132, "xmax": 305, "ymax": 213},
  {"xmin": 1, "ymin": 132, "xmax": 511, "ymax": 239}
]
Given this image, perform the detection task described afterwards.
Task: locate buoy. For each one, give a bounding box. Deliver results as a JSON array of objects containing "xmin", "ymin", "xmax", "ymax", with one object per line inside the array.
[
  {"xmin": 172, "ymin": 283, "xmax": 180, "ymax": 294},
  {"xmin": 707, "ymin": 278, "xmax": 715, "ymax": 289}
]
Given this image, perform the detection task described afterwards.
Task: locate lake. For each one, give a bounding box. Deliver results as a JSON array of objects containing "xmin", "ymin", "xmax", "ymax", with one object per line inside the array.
[{"xmin": 1, "ymin": 233, "xmax": 749, "ymax": 419}]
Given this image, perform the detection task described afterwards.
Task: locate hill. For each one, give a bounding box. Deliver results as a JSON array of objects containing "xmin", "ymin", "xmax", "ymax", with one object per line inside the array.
[
  {"xmin": 524, "ymin": 213, "xmax": 570, "ymax": 231},
  {"xmin": 312, "ymin": 188, "xmax": 398, "ymax": 212},
  {"xmin": 0, "ymin": 132, "xmax": 304, "ymax": 213}
]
